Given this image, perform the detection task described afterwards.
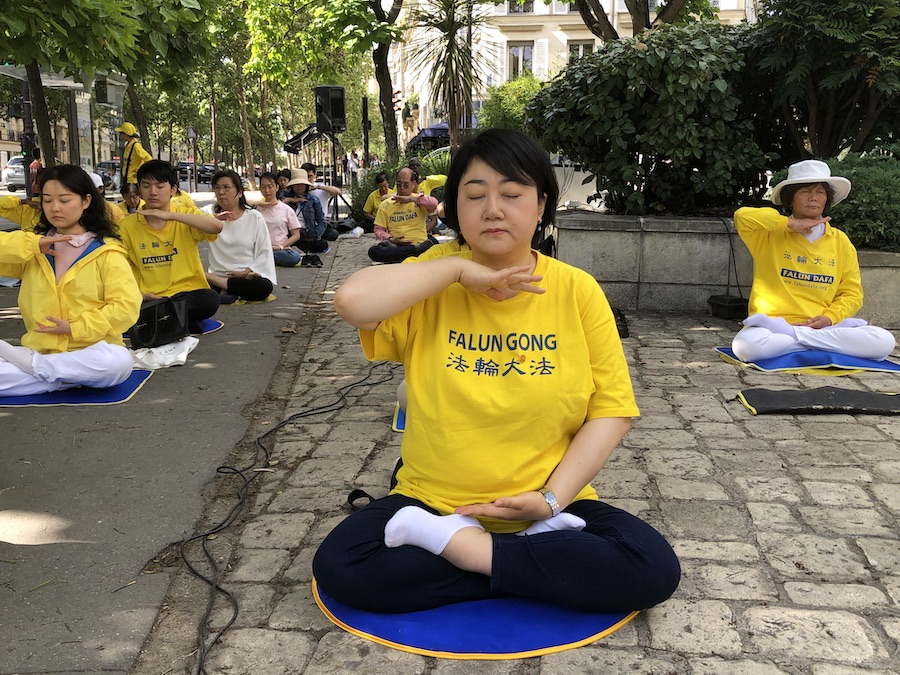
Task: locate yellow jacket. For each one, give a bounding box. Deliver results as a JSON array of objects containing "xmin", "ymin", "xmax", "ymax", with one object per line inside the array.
[
  {"xmin": 121, "ymin": 138, "xmax": 153, "ymax": 184},
  {"xmin": 0, "ymin": 230, "xmax": 142, "ymax": 353},
  {"xmin": 0, "ymin": 196, "xmax": 41, "ymax": 232}
]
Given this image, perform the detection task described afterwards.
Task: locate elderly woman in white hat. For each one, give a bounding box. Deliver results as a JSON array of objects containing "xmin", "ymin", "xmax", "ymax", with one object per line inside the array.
[{"xmin": 731, "ymin": 160, "xmax": 896, "ymax": 362}]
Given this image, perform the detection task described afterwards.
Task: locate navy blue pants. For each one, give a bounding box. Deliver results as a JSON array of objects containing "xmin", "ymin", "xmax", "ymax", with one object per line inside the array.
[{"xmin": 313, "ymin": 494, "xmax": 680, "ymax": 614}]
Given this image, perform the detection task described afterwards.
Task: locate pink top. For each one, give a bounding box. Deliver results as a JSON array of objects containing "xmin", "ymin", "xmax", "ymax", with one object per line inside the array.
[
  {"xmin": 256, "ymin": 201, "xmax": 302, "ymax": 247},
  {"xmin": 50, "ymin": 230, "xmax": 97, "ymax": 282}
]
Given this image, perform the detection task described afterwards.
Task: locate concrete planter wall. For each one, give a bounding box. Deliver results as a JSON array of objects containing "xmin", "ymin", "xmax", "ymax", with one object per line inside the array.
[{"xmin": 556, "ymin": 211, "xmax": 900, "ymax": 329}]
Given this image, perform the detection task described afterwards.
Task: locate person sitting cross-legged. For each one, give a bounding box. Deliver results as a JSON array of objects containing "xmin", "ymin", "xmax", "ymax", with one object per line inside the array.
[
  {"xmin": 203, "ymin": 170, "xmax": 275, "ymax": 304},
  {"xmin": 118, "ymin": 160, "xmax": 223, "ymax": 334},
  {"xmin": 256, "ymin": 171, "xmax": 303, "ymax": 267},
  {"xmin": 368, "ymin": 167, "xmax": 438, "ymax": 264}
]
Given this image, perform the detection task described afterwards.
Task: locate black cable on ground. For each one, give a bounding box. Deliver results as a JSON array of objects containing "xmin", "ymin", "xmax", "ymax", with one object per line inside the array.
[{"xmin": 181, "ymin": 360, "xmax": 401, "ymax": 674}]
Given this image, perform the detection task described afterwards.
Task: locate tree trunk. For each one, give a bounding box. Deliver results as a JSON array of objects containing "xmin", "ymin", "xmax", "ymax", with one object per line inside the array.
[
  {"xmin": 211, "ymin": 80, "xmax": 218, "ymax": 168},
  {"xmin": 25, "ymin": 61, "xmax": 55, "ymax": 168},
  {"xmin": 235, "ymin": 65, "xmax": 257, "ymax": 190},
  {"xmin": 374, "ymin": 42, "xmax": 400, "ymax": 162},
  {"xmin": 124, "ymin": 74, "xmax": 151, "ymax": 150}
]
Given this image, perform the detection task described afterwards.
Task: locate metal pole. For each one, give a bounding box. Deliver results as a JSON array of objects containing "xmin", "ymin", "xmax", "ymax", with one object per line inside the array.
[{"xmin": 362, "ymin": 96, "xmax": 370, "ymax": 168}]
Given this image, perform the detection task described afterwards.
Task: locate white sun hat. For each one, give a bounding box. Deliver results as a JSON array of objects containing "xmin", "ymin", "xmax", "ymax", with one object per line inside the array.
[{"xmin": 770, "ymin": 160, "xmax": 851, "ymax": 207}]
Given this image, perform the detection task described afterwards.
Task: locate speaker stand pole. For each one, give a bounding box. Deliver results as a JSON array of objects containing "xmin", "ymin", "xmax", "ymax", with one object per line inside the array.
[{"xmin": 329, "ymin": 132, "xmax": 339, "ymax": 223}]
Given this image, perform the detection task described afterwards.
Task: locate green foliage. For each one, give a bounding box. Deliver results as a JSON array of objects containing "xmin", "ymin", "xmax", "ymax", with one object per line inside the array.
[
  {"xmin": 477, "ymin": 72, "xmax": 543, "ymax": 132},
  {"xmin": 527, "ymin": 21, "xmax": 767, "ymax": 215},
  {"xmin": 829, "ymin": 149, "xmax": 900, "ymax": 251},
  {"xmin": 750, "ymin": 0, "xmax": 900, "ymax": 157}
]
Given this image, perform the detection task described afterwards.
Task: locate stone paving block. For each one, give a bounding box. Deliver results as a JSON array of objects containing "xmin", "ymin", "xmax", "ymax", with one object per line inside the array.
[
  {"xmin": 689, "ymin": 657, "xmax": 789, "ymax": 674},
  {"xmin": 643, "ymin": 375, "xmax": 691, "ymax": 387},
  {"xmin": 228, "ymin": 549, "xmax": 292, "ymax": 583},
  {"xmin": 710, "ymin": 450, "xmax": 784, "ymax": 473},
  {"xmin": 856, "ymin": 537, "xmax": 900, "ymax": 575},
  {"xmin": 744, "ymin": 607, "xmax": 888, "ymax": 664},
  {"xmin": 872, "ymin": 483, "xmax": 900, "ymax": 511},
  {"xmin": 541, "ymin": 648, "xmax": 688, "ymax": 674},
  {"xmin": 882, "ymin": 617, "xmax": 900, "ymax": 645},
  {"xmin": 308, "ymin": 514, "xmax": 351, "ymax": 546},
  {"xmin": 645, "ymin": 449, "xmax": 716, "ymax": 478},
  {"xmin": 702, "ymin": 437, "xmax": 771, "ymax": 451},
  {"xmin": 646, "ymin": 599, "xmax": 742, "ymax": 656},
  {"xmin": 432, "ymin": 660, "xmax": 521, "ymax": 674},
  {"xmin": 208, "ymin": 583, "xmax": 276, "ymax": 630},
  {"xmin": 594, "ymin": 469, "xmax": 652, "ymax": 499},
  {"xmin": 690, "ymin": 422, "xmax": 748, "ymax": 439},
  {"xmin": 873, "ymin": 460, "xmax": 900, "ymax": 482},
  {"xmin": 802, "ymin": 481, "xmax": 874, "ymax": 508},
  {"xmin": 283, "ymin": 547, "xmax": 315, "ymax": 583},
  {"xmin": 795, "ymin": 466, "xmax": 873, "ymax": 483},
  {"xmin": 799, "ymin": 506, "xmax": 894, "ymax": 537},
  {"xmin": 304, "ymin": 630, "xmax": 426, "ymax": 674},
  {"xmin": 743, "ymin": 419, "xmax": 803, "ymax": 439},
  {"xmin": 757, "ymin": 533, "xmax": 870, "ymax": 581},
  {"xmin": 812, "ymin": 666, "xmax": 897, "ymax": 675},
  {"xmin": 746, "ymin": 502, "xmax": 804, "ymax": 533},
  {"xmin": 624, "ymin": 428, "xmax": 699, "ymax": 450},
  {"xmin": 734, "ymin": 476, "xmax": 804, "ymax": 504},
  {"xmin": 773, "ymin": 441, "xmax": 857, "ymax": 467},
  {"xmin": 633, "ymin": 414, "xmax": 685, "ymax": 429},
  {"xmin": 881, "ymin": 576, "xmax": 900, "ymax": 605},
  {"xmin": 672, "ymin": 540, "xmax": 760, "ymax": 563},
  {"xmin": 799, "ymin": 421, "xmax": 887, "ymax": 441},
  {"xmin": 238, "ymin": 513, "xmax": 315, "ymax": 549},
  {"xmin": 632, "ymin": 395, "xmax": 675, "ymax": 413},
  {"xmin": 267, "ymin": 486, "xmax": 348, "ymax": 514},
  {"xmin": 876, "ymin": 422, "xmax": 900, "ymax": 442},
  {"xmin": 203, "ymin": 627, "xmax": 314, "ymax": 674},
  {"xmin": 662, "ymin": 503, "xmax": 748, "ymax": 541},
  {"xmin": 784, "ymin": 581, "xmax": 889, "ymax": 609},
  {"xmin": 657, "ymin": 477, "xmax": 730, "ymax": 501},
  {"xmin": 848, "ymin": 440, "xmax": 900, "ymax": 462},
  {"xmin": 681, "ymin": 563, "xmax": 778, "ymax": 601},
  {"xmin": 269, "ymin": 585, "xmax": 333, "ymax": 632},
  {"xmin": 285, "ymin": 456, "xmax": 367, "ymax": 488},
  {"xmin": 603, "ymin": 498, "xmax": 652, "ymax": 516}
]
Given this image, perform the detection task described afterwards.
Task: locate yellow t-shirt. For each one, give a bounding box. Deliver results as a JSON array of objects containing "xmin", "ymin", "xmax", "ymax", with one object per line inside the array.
[
  {"xmin": 419, "ymin": 174, "xmax": 447, "ymax": 197},
  {"xmin": 363, "ymin": 187, "xmax": 394, "ymax": 217},
  {"xmin": 404, "ymin": 239, "xmax": 468, "ymax": 263},
  {"xmin": 118, "ymin": 205, "xmax": 216, "ymax": 296},
  {"xmin": 361, "ymin": 251, "xmax": 639, "ymax": 533},
  {"xmin": 374, "ymin": 199, "xmax": 430, "ymax": 244}
]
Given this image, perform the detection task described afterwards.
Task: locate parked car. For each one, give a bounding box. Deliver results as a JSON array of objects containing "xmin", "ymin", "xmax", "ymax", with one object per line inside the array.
[
  {"xmin": 197, "ymin": 164, "xmax": 216, "ymax": 183},
  {"xmin": 177, "ymin": 161, "xmax": 195, "ymax": 181},
  {"xmin": 95, "ymin": 160, "xmax": 120, "ymax": 193},
  {"xmin": 2, "ymin": 156, "xmax": 27, "ymax": 192}
]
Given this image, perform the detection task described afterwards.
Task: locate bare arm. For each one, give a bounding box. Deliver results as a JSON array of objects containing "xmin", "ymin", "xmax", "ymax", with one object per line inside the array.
[{"xmin": 333, "ymin": 257, "xmax": 545, "ymax": 330}]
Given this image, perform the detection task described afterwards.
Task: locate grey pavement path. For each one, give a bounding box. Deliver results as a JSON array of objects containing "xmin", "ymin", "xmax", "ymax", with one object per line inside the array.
[{"xmin": 127, "ymin": 235, "xmax": 900, "ymax": 674}]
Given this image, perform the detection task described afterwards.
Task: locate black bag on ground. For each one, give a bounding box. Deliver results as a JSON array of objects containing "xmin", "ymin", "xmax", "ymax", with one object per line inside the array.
[
  {"xmin": 322, "ymin": 224, "xmax": 339, "ymax": 241},
  {"xmin": 129, "ymin": 297, "xmax": 190, "ymax": 348}
]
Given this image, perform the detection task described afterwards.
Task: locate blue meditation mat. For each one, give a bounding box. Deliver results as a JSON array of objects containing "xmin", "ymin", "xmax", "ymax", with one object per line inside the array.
[
  {"xmin": 716, "ymin": 347, "xmax": 900, "ymax": 376},
  {"xmin": 391, "ymin": 403, "xmax": 406, "ymax": 432},
  {"xmin": 312, "ymin": 578, "xmax": 638, "ymax": 659},
  {"xmin": 0, "ymin": 369, "xmax": 153, "ymax": 407},
  {"xmin": 197, "ymin": 318, "xmax": 224, "ymax": 335}
]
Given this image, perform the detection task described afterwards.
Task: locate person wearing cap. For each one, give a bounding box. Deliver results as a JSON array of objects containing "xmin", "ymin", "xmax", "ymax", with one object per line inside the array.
[
  {"xmin": 87, "ymin": 171, "xmax": 125, "ymax": 226},
  {"xmin": 731, "ymin": 159, "xmax": 896, "ymax": 362},
  {"xmin": 115, "ymin": 122, "xmax": 152, "ymax": 186},
  {"xmin": 282, "ymin": 169, "xmax": 329, "ymax": 267}
]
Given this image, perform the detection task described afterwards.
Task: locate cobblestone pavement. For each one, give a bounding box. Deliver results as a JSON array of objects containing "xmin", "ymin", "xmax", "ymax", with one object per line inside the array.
[{"xmin": 132, "ymin": 235, "xmax": 900, "ymax": 674}]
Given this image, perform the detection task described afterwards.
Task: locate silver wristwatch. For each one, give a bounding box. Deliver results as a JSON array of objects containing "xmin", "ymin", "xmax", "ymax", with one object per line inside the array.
[{"xmin": 538, "ymin": 487, "xmax": 561, "ymax": 518}]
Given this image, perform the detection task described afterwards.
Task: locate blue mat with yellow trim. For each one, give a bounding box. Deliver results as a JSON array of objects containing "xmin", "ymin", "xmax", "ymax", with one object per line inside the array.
[
  {"xmin": 391, "ymin": 403, "xmax": 406, "ymax": 432},
  {"xmin": 312, "ymin": 578, "xmax": 637, "ymax": 659},
  {"xmin": 0, "ymin": 369, "xmax": 153, "ymax": 407},
  {"xmin": 716, "ymin": 347, "xmax": 900, "ymax": 376}
]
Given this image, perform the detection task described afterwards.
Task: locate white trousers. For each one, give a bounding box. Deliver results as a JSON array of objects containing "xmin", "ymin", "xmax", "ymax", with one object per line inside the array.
[
  {"xmin": 0, "ymin": 341, "xmax": 134, "ymax": 397},
  {"xmin": 732, "ymin": 320, "xmax": 897, "ymax": 362}
]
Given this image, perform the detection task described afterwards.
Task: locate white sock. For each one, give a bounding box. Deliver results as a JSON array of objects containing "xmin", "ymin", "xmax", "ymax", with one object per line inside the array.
[
  {"xmin": 384, "ymin": 505, "xmax": 483, "ymax": 555},
  {"xmin": 516, "ymin": 513, "xmax": 586, "ymax": 536},
  {"xmin": 742, "ymin": 314, "xmax": 796, "ymax": 337},
  {"xmin": 0, "ymin": 340, "xmax": 35, "ymax": 375}
]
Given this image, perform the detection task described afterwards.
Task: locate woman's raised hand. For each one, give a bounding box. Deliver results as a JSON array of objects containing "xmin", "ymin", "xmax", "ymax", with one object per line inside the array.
[
  {"xmin": 38, "ymin": 234, "xmax": 73, "ymax": 255},
  {"xmin": 457, "ymin": 262, "xmax": 545, "ymax": 301}
]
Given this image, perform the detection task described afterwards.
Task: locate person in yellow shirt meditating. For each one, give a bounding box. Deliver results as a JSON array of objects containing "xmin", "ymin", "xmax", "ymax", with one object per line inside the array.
[
  {"xmin": 732, "ymin": 160, "xmax": 895, "ymax": 362},
  {"xmin": 314, "ymin": 129, "xmax": 680, "ymax": 614},
  {"xmin": 368, "ymin": 167, "xmax": 439, "ymax": 264},
  {"xmin": 361, "ymin": 171, "xmax": 394, "ymax": 229},
  {"xmin": 118, "ymin": 161, "xmax": 223, "ymax": 334}
]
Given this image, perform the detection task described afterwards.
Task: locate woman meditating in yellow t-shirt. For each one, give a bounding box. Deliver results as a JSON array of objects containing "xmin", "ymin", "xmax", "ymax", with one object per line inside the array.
[{"xmin": 313, "ymin": 129, "xmax": 680, "ymax": 614}]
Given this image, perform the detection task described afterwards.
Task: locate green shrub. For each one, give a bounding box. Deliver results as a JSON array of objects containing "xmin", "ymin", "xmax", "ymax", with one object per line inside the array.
[
  {"xmin": 477, "ymin": 73, "xmax": 544, "ymax": 133},
  {"xmin": 527, "ymin": 21, "xmax": 768, "ymax": 215},
  {"xmin": 769, "ymin": 147, "xmax": 900, "ymax": 252}
]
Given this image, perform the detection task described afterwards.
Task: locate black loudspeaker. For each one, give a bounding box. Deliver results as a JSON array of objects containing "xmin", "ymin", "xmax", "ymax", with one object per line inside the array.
[{"xmin": 315, "ymin": 85, "xmax": 346, "ymax": 134}]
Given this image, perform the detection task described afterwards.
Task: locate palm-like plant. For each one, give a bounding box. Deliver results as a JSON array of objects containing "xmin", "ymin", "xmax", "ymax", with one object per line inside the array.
[{"xmin": 406, "ymin": 0, "xmax": 491, "ymax": 150}]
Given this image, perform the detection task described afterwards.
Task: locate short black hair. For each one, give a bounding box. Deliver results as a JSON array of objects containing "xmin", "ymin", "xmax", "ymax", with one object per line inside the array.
[
  {"xmin": 277, "ymin": 168, "xmax": 291, "ymax": 180},
  {"xmin": 301, "ymin": 162, "xmax": 317, "ymax": 174},
  {"xmin": 259, "ymin": 171, "xmax": 278, "ymax": 184},
  {"xmin": 137, "ymin": 160, "xmax": 178, "ymax": 187},
  {"xmin": 442, "ymin": 129, "xmax": 558, "ymax": 245},
  {"xmin": 779, "ymin": 182, "xmax": 836, "ymax": 216},
  {"xmin": 374, "ymin": 172, "xmax": 389, "ymax": 184},
  {"xmin": 120, "ymin": 182, "xmax": 139, "ymax": 197}
]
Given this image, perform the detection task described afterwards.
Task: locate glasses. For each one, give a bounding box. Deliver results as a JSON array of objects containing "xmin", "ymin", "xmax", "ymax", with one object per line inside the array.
[{"xmin": 213, "ymin": 184, "xmax": 237, "ymax": 192}]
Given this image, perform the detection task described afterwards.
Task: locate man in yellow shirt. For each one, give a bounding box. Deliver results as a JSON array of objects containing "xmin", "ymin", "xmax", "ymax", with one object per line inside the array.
[
  {"xmin": 118, "ymin": 160, "xmax": 223, "ymax": 333},
  {"xmin": 368, "ymin": 168, "xmax": 438, "ymax": 264},
  {"xmin": 361, "ymin": 172, "xmax": 394, "ymax": 229},
  {"xmin": 116, "ymin": 122, "xmax": 152, "ymax": 186}
]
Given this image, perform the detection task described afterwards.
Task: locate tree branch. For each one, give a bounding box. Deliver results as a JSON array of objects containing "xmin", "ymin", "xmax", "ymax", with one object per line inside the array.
[
  {"xmin": 655, "ymin": 0, "xmax": 689, "ymax": 26},
  {"xmin": 574, "ymin": 0, "xmax": 619, "ymax": 41}
]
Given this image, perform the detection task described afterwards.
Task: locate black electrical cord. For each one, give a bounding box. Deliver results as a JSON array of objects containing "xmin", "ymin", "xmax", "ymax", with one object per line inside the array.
[{"xmin": 183, "ymin": 360, "xmax": 402, "ymax": 674}]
